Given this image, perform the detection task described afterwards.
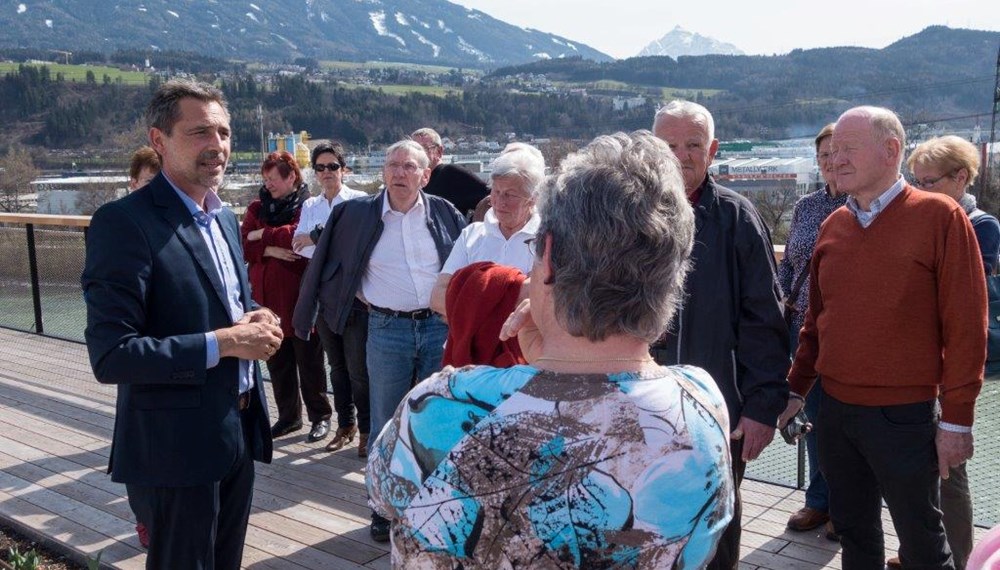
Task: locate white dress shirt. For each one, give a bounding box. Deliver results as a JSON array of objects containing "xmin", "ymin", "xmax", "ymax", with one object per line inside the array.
[
  {"xmin": 441, "ymin": 208, "xmax": 539, "ymax": 275},
  {"xmin": 361, "ymin": 193, "xmax": 440, "ymax": 311},
  {"xmin": 294, "ymin": 185, "xmax": 367, "ymax": 258}
]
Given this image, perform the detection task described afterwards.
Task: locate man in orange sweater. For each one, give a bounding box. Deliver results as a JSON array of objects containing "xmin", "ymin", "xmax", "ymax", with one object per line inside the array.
[{"xmin": 779, "ymin": 106, "xmax": 986, "ymax": 569}]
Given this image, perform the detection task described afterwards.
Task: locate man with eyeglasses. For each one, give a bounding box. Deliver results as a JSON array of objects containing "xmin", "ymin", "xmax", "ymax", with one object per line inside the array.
[
  {"xmin": 779, "ymin": 106, "xmax": 986, "ymax": 569},
  {"xmin": 411, "ymin": 127, "xmax": 489, "ymax": 219},
  {"xmin": 293, "ymin": 139, "xmax": 466, "ymax": 542}
]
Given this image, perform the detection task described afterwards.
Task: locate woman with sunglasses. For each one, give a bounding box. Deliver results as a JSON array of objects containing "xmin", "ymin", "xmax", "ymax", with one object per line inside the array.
[
  {"xmin": 903, "ymin": 135, "xmax": 998, "ymax": 570},
  {"xmin": 292, "ymin": 142, "xmax": 367, "ymax": 259},
  {"xmin": 292, "ymin": 142, "xmax": 370, "ymax": 454}
]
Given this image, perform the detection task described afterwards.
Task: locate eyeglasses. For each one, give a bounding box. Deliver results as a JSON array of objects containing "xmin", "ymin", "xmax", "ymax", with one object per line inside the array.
[
  {"xmin": 314, "ymin": 163, "xmax": 341, "ymax": 173},
  {"xmin": 912, "ymin": 171, "xmax": 955, "ymax": 189},
  {"xmin": 386, "ymin": 161, "xmax": 421, "ymax": 174}
]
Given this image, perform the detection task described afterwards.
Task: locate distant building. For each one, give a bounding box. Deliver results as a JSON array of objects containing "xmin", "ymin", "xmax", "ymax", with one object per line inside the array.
[{"xmin": 31, "ymin": 175, "xmax": 127, "ymax": 215}]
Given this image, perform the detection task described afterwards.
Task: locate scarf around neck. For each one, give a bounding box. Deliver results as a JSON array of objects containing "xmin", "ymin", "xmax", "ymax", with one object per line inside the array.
[{"xmin": 259, "ymin": 182, "xmax": 309, "ymax": 226}]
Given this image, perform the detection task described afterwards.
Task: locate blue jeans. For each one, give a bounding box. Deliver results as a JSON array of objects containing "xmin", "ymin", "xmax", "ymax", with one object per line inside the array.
[
  {"xmin": 366, "ymin": 312, "xmax": 448, "ymax": 453},
  {"xmin": 791, "ymin": 324, "xmax": 829, "ymax": 512}
]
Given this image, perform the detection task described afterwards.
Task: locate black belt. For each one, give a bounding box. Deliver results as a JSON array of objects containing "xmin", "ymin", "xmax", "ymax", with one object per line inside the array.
[
  {"xmin": 238, "ymin": 392, "xmax": 251, "ymax": 411},
  {"xmin": 368, "ymin": 304, "xmax": 433, "ymax": 320}
]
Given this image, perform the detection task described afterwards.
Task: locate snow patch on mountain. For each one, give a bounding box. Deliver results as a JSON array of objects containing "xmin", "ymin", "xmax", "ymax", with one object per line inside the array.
[
  {"xmin": 370, "ymin": 10, "xmax": 405, "ymax": 46},
  {"xmin": 411, "ymin": 29, "xmax": 439, "ymax": 57}
]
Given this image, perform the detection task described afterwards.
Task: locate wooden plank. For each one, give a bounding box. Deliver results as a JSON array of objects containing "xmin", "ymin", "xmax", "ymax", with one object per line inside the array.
[
  {"xmin": 0, "ymin": 327, "xmax": 948, "ymax": 570},
  {"xmin": 0, "ymin": 213, "xmax": 91, "ymax": 227}
]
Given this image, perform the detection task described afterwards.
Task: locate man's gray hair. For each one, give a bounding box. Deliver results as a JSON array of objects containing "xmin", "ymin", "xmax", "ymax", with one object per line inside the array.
[
  {"xmin": 535, "ymin": 130, "xmax": 694, "ymax": 342},
  {"xmin": 839, "ymin": 105, "xmax": 906, "ymax": 171},
  {"xmin": 410, "ymin": 127, "xmax": 442, "ymax": 147},
  {"xmin": 490, "ymin": 143, "xmax": 546, "ymax": 198},
  {"xmin": 145, "ymin": 79, "xmax": 228, "ymax": 135},
  {"xmin": 653, "ymin": 100, "xmax": 715, "ymax": 142},
  {"xmin": 385, "ymin": 139, "xmax": 429, "ymax": 168}
]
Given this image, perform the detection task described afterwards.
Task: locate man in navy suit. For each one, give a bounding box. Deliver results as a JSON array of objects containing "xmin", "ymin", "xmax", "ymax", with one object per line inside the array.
[{"xmin": 82, "ymin": 79, "xmax": 282, "ymax": 569}]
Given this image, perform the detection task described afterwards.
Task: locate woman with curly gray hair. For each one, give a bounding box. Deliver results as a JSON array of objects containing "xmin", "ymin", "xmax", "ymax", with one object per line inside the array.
[{"xmin": 367, "ymin": 131, "xmax": 734, "ymax": 569}]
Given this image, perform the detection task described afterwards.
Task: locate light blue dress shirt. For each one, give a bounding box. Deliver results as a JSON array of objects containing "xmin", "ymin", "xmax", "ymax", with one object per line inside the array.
[{"xmin": 166, "ymin": 176, "xmax": 254, "ymax": 394}]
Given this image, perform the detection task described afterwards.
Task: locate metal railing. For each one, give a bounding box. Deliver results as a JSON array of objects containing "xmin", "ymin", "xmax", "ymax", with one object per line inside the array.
[
  {"xmin": 0, "ymin": 213, "xmax": 996, "ymax": 527},
  {"xmin": 0, "ymin": 213, "xmax": 90, "ymax": 342}
]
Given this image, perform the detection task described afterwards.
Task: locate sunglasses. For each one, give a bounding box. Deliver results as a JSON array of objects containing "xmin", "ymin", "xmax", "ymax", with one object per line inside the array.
[{"xmin": 314, "ymin": 163, "xmax": 342, "ymax": 173}]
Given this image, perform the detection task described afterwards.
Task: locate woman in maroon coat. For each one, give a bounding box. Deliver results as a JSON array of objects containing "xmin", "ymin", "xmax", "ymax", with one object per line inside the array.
[{"xmin": 241, "ymin": 151, "xmax": 332, "ymax": 443}]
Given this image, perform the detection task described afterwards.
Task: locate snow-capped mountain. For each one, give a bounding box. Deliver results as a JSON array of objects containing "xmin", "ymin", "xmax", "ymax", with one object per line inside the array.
[
  {"xmin": 637, "ymin": 25, "xmax": 744, "ymax": 58},
  {"xmin": 3, "ymin": 0, "xmax": 612, "ymax": 68}
]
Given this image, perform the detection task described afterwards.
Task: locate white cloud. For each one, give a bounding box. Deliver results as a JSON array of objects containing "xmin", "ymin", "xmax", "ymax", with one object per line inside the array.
[{"xmin": 17, "ymin": 4, "xmax": 26, "ymax": 14}]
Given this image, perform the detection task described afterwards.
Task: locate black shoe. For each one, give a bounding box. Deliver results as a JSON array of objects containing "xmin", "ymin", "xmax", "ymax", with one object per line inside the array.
[
  {"xmin": 307, "ymin": 420, "xmax": 331, "ymax": 442},
  {"xmin": 370, "ymin": 513, "xmax": 390, "ymax": 542},
  {"xmin": 270, "ymin": 419, "xmax": 303, "ymax": 438}
]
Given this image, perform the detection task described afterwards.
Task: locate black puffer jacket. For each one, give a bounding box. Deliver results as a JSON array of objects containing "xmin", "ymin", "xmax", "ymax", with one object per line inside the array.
[{"xmin": 654, "ymin": 176, "xmax": 790, "ymax": 427}]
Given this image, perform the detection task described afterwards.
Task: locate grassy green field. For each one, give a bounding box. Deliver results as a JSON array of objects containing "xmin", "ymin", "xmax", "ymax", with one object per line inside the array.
[
  {"xmin": 0, "ymin": 62, "xmax": 149, "ymax": 85},
  {"xmin": 658, "ymin": 87, "xmax": 723, "ymax": 100},
  {"xmin": 319, "ymin": 60, "xmax": 479, "ymax": 76},
  {"xmin": 337, "ymin": 82, "xmax": 462, "ymax": 97}
]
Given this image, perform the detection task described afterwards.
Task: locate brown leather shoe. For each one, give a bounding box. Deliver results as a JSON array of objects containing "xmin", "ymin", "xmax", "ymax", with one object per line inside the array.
[
  {"xmin": 324, "ymin": 424, "xmax": 358, "ymax": 452},
  {"xmin": 787, "ymin": 507, "xmax": 830, "ymax": 531},
  {"xmin": 825, "ymin": 520, "xmax": 840, "ymax": 542},
  {"xmin": 886, "ymin": 556, "xmax": 901, "ymax": 569},
  {"xmin": 358, "ymin": 433, "xmax": 369, "ymax": 458}
]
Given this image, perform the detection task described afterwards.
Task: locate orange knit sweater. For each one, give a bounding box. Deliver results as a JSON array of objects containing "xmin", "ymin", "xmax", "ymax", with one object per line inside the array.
[{"xmin": 788, "ymin": 185, "xmax": 986, "ymax": 425}]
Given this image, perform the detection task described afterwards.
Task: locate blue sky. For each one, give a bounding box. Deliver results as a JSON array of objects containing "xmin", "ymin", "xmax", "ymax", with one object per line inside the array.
[{"xmin": 453, "ymin": 0, "xmax": 1000, "ymax": 59}]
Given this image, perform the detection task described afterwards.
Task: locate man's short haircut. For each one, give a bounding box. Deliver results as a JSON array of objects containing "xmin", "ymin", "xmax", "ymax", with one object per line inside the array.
[
  {"xmin": 535, "ymin": 130, "xmax": 695, "ymax": 342},
  {"xmin": 490, "ymin": 143, "xmax": 546, "ymax": 198},
  {"xmin": 311, "ymin": 141, "xmax": 347, "ymax": 168},
  {"xmin": 653, "ymin": 100, "xmax": 716, "ymax": 142},
  {"xmin": 907, "ymin": 135, "xmax": 981, "ymax": 188},
  {"xmin": 814, "ymin": 123, "xmax": 836, "ymax": 153},
  {"xmin": 386, "ymin": 140, "xmax": 429, "ymax": 168},
  {"xmin": 129, "ymin": 146, "xmax": 161, "ymax": 181},
  {"xmin": 145, "ymin": 79, "xmax": 228, "ymax": 135},
  {"xmin": 410, "ymin": 128, "xmax": 442, "ymax": 148},
  {"xmin": 839, "ymin": 106, "xmax": 906, "ymax": 171}
]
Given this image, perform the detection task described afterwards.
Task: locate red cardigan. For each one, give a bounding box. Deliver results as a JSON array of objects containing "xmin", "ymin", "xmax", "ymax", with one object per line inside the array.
[
  {"xmin": 442, "ymin": 262, "xmax": 526, "ymax": 368},
  {"xmin": 788, "ymin": 186, "xmax": 986, "ymax": 425},
  {"xmin": 240, "ymin": 200, "xmax": 307, "ymax": 338}
]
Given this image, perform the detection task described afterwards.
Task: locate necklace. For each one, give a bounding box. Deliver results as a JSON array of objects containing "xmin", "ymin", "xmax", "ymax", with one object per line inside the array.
[{"xmin": 534, "ymin": 356, "xmax": 654, "ymax": 364}]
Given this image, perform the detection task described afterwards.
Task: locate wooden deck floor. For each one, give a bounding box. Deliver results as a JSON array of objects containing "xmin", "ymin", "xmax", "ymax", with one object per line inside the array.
[{"xmin": 0, "ymin": 326, "xmax": 936, "ymax": 569}]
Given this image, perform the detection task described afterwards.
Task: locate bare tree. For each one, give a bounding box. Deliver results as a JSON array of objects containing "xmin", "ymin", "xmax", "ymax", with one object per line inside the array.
[
  {"xmin": 0, "ymin": 145, "xmax": 41, "ymax": 213},
  {"xmin": 537, "ymin": 139, "xmax": 579, "ymax": 171},
  {"xmin": 75, "ymin": 179, "xmax": 123, "ymax": 216},
  {"xmin": 743, "ymin": 185, "xmax": 802, "ymax": 245}
]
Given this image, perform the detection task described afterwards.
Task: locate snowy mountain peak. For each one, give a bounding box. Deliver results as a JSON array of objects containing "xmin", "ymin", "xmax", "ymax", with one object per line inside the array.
[{"xmin": 637, "ymin": 27, "xmax": 744, "ymax": 58}]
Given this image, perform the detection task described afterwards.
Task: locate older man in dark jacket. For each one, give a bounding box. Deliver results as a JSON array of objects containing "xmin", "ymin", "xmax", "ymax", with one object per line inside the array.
[
  {"xmin": 652, "ymin": 101, "xmax": 791, "ymax": 570},
  {"xmin": 293, "ymin": 139, "xmax": 466, "ymax": 542}
]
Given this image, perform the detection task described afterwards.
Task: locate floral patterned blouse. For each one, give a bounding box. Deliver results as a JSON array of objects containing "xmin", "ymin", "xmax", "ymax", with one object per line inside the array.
[{"xmin": 367, "ymin": 364, "xmax": 734, "ymax": 569}]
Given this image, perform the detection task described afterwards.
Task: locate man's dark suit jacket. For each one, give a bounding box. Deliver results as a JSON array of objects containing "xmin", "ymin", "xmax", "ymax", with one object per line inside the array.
[{"xmin": 82, "ymin": 174, "xmax": 272, "ymax": 487}]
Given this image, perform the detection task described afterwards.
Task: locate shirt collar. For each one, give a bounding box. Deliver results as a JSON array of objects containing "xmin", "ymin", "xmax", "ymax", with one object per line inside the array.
[
  {"xmin": 846, "ymin": 175, "xmax": 904, "ymax": 220},
  {"xmin": 165, "ymin": 173, "xmax": 224, "ymax": 228},
  {"xmin": 484, "ymin": 208, "xmax": 541, "ymax": 237},
  {"xmin": 381, "ymin": 189, "xmax": 425, "ymax": 217}
]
